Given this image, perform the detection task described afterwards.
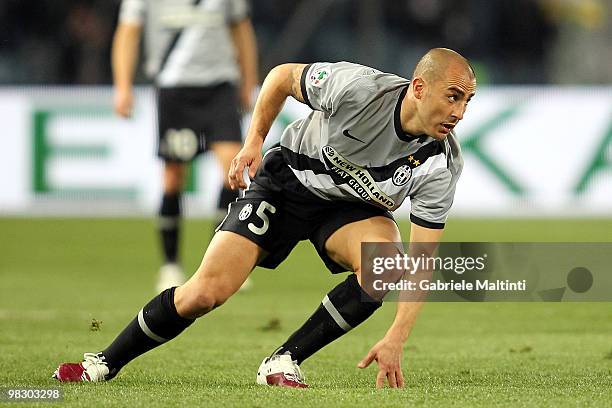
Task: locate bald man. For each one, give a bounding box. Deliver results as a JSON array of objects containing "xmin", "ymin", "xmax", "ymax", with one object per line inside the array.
[{"xmin": 54, "ymin": 49, "xmax": 476, "ymax": 389}]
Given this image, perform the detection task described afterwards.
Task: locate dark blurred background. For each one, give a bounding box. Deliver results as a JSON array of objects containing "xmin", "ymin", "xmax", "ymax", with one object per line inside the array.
[{"xmin": 1, "ymin": 0, "xmax": 610, "ymax": 86}]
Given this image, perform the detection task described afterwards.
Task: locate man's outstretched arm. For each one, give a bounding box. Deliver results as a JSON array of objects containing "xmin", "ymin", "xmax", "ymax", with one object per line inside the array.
[
  {"xmin": 228, "ymin": 63, "xmax": 306, "ymax": 189},
  {"xmin": 358, "ymin": 223, "xmax": 444, "ymax": 388}
]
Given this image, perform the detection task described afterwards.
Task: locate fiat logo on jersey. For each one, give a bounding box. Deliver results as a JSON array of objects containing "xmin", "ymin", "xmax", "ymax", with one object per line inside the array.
[
  {"xmin": 392, "ymin": 165, "xmax": 412, "ymax": 186},
  {"xmin": 238, "ymin": 203, "xmax": 253, "ymax": 221}
]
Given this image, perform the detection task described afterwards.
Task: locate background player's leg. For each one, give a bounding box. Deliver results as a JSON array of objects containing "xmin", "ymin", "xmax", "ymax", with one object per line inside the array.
[
  {"xmin": 157, "ymin": 161, "xmax": 188, "ymax": 291},
  {"xmin": 98, "ymin": 231, "xmax": 264, "ymax": 378},
  {"xmin": 210, "ymin": 141, "xmax": 242, "ymax": 219},
  {"xmin": 273, "ymin": 217, "xmax": 402, "ymax": 364}
]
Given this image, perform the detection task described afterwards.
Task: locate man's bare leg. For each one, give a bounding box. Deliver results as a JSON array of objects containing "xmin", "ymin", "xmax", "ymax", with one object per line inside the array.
[
  {"xmin": 209, "ymin": 141, "xmax": 255, "ymax": 291},
  {"xmin": 54, "ymin": 232, "xmax": 264, "ymax": 381},
  {"xmin": 175, "ymin": 232, "xmax": 265, "ymax": 318}
]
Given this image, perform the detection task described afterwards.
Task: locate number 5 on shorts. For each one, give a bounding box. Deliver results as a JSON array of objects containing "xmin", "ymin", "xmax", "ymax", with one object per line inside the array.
[{"xmin": 248, "ymin": 201, "xmax": 277, "ymax": 235}]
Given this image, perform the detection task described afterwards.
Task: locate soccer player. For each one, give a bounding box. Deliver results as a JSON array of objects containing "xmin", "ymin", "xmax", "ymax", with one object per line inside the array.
[
  {"xmin": 54, "ymin": 48, "xmax": 476, "ymax": 388},
  {"xmin": 112, "ymin": 0, "xmax": 258, "ymax": 291}
]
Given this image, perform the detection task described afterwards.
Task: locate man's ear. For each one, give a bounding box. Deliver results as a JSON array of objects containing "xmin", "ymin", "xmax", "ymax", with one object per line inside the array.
[{"xmin": 412, "ymin": 77, "xmax": 425, "ymax": 100}]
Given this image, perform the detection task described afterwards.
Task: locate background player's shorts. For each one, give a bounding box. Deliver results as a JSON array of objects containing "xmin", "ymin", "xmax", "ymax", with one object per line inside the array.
[
  {"xmin": 157, "ymin": 83, "xmax": 242, "ymax": 162},
  {"xmin": 216, "ymin": 148, "xmax": 396, "ymax": 273}
]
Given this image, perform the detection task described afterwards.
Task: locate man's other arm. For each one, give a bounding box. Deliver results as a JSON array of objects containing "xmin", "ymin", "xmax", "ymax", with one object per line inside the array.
[
  {"xmin": 112, "ymin": 22, "xmax": 142, "ymax": 118},
  {"xmin": 230, "ymin": 18, "xmax": 258, "ymax": 111},
  {"xmin": 358, "ymin": 223, "xmax": 443, "ymax": 388}
]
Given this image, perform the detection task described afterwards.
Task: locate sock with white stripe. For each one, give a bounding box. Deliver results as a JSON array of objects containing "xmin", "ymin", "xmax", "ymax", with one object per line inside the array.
[
  {"xmin": 101, "ymin": 287, "xmax": 194, "ymax": 378},
  {"xmin": 159, "ymin": 193, "xmax": 181, "ymax": 264},
  {"xmin": 273, "ymin": 274, "xmax": 382, "ymax": 364}
]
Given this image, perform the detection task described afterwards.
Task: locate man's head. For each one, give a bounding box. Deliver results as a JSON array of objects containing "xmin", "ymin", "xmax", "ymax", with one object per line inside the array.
[{"xmin": 408, "ymin": 48, "xmax": 476, "ymax": 140}]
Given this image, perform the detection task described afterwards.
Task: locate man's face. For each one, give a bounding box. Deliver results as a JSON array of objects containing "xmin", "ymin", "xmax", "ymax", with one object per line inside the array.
[{"xmin": 417, "ymin": 64, "xmax": 476, "ymax": 140}]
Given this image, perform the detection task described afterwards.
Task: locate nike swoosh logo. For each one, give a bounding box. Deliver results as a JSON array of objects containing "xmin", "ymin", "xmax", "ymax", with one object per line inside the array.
[{"xmin": 342, "ymin": 129, "xmax": 365, "ymax": 143}]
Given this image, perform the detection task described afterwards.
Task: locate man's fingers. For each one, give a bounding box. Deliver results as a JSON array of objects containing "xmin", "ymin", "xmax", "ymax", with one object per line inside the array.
[
  {"xmin": 375, "ymin": 369, "xmax": 386, "ymax": 389},
  {"xmin": 114, "ymin": 104, "xmax": 130, "ymax": 118},
  {"xmin": 227, "ymin": 160, "xmax": 236, "ymax": 189},
  {"xmin": 248, "ymin": 157, "xmax": 260, "ymax": 178},
  {"xmin": 387, "ymin": 370, "xmax": 398, "ymax": 388},
  {"xmin": 113, "ymin": 93, "xmax": 133, "ymax": 118},
  {"xmin": 357, "ymin": 351, "xmax": 376, "ymax": 369},
  {"xmin": 237, "ymin": 162, "xmax": 249, "ymax": 189},
  {"xmin": 396, "ymin": 368, "xmax": 405, "ymax": 388},
  {"xmin": 229, "ymin": 159, "xmax": 245, "ymax": 190}
]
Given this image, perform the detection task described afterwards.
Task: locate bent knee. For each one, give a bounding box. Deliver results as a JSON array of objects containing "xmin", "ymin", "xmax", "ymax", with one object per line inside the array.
[
  {"xmin": 174, "ymin": 282, "xmax": 233, "ymax": 319},
  {"xmin": 353, "ymin": 239, "xmax": 403, "ymax": 275},
  {"xmin": 163, "ymin": 163, "xmax": 187, "ymax": 193}
]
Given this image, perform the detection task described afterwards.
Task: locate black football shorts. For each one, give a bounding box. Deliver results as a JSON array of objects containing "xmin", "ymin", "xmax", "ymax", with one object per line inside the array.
[
  {"xmin": 216, "ymin": 148, "xmax": 395, "ymax": 273},
  {"xmin": 157, "ymin": 83, "xmax": 242, "ymax": 162}
]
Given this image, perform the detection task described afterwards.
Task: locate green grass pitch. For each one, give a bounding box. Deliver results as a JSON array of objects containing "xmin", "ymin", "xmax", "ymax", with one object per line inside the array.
[{"xmin": 1, "ymin": 218, "xmax": 611, "ymax": 407}]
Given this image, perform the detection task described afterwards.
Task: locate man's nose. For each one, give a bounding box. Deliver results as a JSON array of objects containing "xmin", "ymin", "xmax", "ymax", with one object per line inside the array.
[{"xmin": 452, "ymin": 104, "xmax": 466, "ymax": 121}]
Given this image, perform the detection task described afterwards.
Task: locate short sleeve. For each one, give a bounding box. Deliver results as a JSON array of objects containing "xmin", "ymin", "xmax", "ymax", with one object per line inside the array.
[
  {"xmin": 300, "ymin": 62, "xmax": 379, "ymax": 115},
  {"xmin": 118, "ymin": 0, "xmax": 146, "ymax": 25},
  {"xmin": 227, "ymin": 0, "xmax": 250, "ymax": 23},
  {"xmin": 409, "ymin": 169, "xmax": 459, "ymax": 229}
]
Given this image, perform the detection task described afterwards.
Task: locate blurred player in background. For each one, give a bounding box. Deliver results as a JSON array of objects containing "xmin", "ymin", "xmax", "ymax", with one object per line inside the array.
[
  {"xmin": 112, "ymin": 0, "xmax": 258, "ymax": 291},
  {"xmin": 54, "ymin": 48, "xmax": 475, "ymax": 388}
]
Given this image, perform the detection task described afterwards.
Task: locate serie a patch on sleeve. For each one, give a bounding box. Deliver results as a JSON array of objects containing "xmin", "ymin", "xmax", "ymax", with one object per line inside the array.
[{"xmin": 309, "ymin": 66, "xmax": 331, "ymax": 88}]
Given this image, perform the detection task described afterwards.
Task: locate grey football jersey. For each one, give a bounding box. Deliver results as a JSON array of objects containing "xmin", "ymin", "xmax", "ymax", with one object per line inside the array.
[
  {"xmin": 118, "ymin": 0, "xmax": 249, "ymax": 87},
  {"xmin": 280, "ymin": 62, "xmax": 463, "ymax": 228}
]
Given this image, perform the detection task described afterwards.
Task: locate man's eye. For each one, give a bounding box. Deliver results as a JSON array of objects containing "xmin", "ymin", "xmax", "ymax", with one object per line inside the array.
[{"xmin": 448, "ymin": 95, "xmax": 457, "ymax": 102}]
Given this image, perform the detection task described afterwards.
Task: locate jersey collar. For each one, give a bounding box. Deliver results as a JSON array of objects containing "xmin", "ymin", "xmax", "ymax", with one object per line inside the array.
[{"xmin": 394, "ymin": 86, "xmax": 427, "ymax": 143}]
